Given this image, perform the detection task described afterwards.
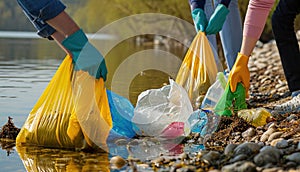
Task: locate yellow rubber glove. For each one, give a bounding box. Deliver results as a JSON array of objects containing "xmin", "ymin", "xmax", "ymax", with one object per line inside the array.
[{"xmin": 228, "ymin": 53, "xmax": 250, "ymax": 98}]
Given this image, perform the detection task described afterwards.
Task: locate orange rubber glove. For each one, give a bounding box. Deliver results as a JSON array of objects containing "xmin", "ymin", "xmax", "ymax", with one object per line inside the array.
[{"xmin": 228, "ymin": 53, "xmax": 250, "ymax": 98}]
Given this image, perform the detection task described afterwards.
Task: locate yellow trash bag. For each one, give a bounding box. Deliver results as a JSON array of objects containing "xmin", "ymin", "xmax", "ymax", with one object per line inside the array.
[
  {"xmin": 176, "ymin": 32, "xmax": 222, "ymax": 109},
  {"xmin": 16, "ymin": 55, "xmax": 112, "ymax": 150}
]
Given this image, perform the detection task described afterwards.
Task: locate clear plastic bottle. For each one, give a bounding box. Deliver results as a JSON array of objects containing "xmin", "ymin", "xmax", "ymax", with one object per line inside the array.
[
  {"xmin": 188, "ymin": 109, "xmax": 207, "ymax": 134},
  {"xmin": 201, "ymin": 72, "xmax": 227, "ymax": 109},
  {"xmin": 188, "ymin": 109, "xmax": 221, "ymax": 136}
]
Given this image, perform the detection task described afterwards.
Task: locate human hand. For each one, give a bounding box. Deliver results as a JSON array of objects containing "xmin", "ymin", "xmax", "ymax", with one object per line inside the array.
[
  {"xmin": 205, "ymin": 4, "xmax": 229, "ymax": 35},
  {"xmin": 192, "ymin": 8, "xmax": 208, "ymax": 32},
  {"xmin": 228, "ymin": 53, "xmax": 250, "ymax": 98},
  {"xmin": 62, "ymin": 29, "xmax": 107, "ymax": 80}
]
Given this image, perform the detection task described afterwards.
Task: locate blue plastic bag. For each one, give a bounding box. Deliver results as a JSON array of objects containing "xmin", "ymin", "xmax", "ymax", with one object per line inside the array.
[{"xmin": 106, "ymin": 90, "xmax": 137, "ymax": 140}]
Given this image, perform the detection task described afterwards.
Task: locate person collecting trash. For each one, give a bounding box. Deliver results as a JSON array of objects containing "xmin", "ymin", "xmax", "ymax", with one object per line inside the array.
[
  {"xmin": 16, "ymin": 0, "xmax": 107, "ymax": 80},
  {"xmin": 189, "ymin": 0, "xmax": 242, "ymax": 70},
  {"xmin": 216, "ymin": 0, "xmax": 300, "ymax": 116},
  {"xmin": 15, "ymin": 0, "xmax": 117, "ymax": 150},
  {"xmin": 186, "ymin": 0, "xmax": 244, "ymax": 134}
]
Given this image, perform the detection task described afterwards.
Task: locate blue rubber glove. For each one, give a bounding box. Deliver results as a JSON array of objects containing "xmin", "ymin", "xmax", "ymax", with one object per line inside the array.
[
  {"xmin": 191, "ymin": 8, "xmax": 208, "ymax": 32},
  {"xmin": 62, "ymin": 29, "xmax": 107, "ymax": 80},
  {"xmin": 205, "ymin": 4, "xmax": 229, "ymax": 35}
]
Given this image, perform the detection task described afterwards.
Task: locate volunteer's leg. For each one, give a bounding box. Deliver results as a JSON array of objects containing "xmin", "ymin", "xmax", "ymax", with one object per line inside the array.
[
  {"xmin": 272, "ymin": 0, "xmax": 300, "ymax": 114},
  {"xmin": 218, "ymin": 0, "xmax": 242, "ymax": 70},
  {"xmin": 272, "ymin": 0, "xmax": 300, "ymax": 93}
]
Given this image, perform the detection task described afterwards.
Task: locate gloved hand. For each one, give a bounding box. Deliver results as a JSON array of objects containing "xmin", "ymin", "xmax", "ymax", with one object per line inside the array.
[
  {"xmin": 214, "ymin": 82, "xmax": 247, "ymax": 116},
  {"xmin": 205, "ymin": 4, "xmax": 229, "ymax": 35},
  {"xmin": 191, "ymin": 8, "xmax": 208, "ymax": 32},
  {"xmin": 62, "ymin": 29, "xmax": 107, "ymax": 80},
  {"xmin": 228, "ymin": 53, "xmax": 250, "ymax": 98}
]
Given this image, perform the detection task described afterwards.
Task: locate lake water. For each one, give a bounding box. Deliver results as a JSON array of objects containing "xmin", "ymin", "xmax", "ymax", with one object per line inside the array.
[{"xmin": 0, "ymin": 34, "xmax": 191, "ymax": 171}]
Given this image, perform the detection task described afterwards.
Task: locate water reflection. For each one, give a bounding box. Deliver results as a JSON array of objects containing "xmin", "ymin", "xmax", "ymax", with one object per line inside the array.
[
  {"xmin": 0, "ymin": 139, "xmax": 25, "ymax": 171},
  {"xmin": 16, "ymin": 145, "xmax": 111, "ymax": 172},
  {"xmin": 0, "ymin": 38, "xmax": 65, "ymax": 60},
  {"xmin": 13, "ymin": 137, "xmax": 191, "ymax": 172}
]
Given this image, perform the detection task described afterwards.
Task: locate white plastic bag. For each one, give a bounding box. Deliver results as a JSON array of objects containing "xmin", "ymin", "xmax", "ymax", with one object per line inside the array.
[{"xmin": 132, "ymin": 79, "xmax": 193, "ymax": 138}]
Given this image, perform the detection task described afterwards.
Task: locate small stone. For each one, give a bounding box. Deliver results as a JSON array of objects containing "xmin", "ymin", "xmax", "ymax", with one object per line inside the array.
[
  {"xmin": 110, "ymin": 156, "xmax": 126, "ymax": 169},
  {"xmin": 233, "ymin": 142, "xmax": 261, "ymax": 156},
  {"xmin": 242, "ymin": 127, "xmax": 256, "ymax": 138},
  {"xmin": 286, "ymin": 152, "xmax": 300, "ymax": 164},
  {"xmin": 224, "ymin": 144, "xmax": 238, "ymax": 156},
  {"xmin": 268, "ymin": 132, "xmax": 283, "ymax": 142},
  {"xmin": 229, "ymin": 154, "xmax": 248, "ymax": 163},
  {"xmin": 275, "ymin": 139, "xmax": 289, "ymax": 149},
  {"xmin": 260, "ymin": 127, "xmax": 276, "ymax": 142},
  {"xmin": 270, "ymin": 138, "xmax": 284, "ymax": 147},
  {"xmin": 201, "ymin": 151, "xmax": 221, "ymax": 166},
  {"xmin": 222, "ymin": 161, "xmax": 257, "ymax": 172},
  {"xmin": 254, "ymin": 146, "xmax": 282, "ymax": 167},
  {"xmin": 261, "ymin": 167, "xmax": 283, "ymax": 172}
]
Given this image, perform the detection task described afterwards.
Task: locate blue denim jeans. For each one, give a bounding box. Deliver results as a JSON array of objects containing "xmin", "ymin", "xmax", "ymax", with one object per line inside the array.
[
  {"xmin": 17, "ymin": 0, "xmax": 66, "ymax": 39},
  {"xmin": 272, "ymin": 0, "xmax": 300, "ymax": 92},
  {"xmin": 204, "ymin": 0, "xmax": 242, "ymax": 70}
]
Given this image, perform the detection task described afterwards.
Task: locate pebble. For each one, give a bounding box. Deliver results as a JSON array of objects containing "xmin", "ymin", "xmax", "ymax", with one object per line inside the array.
[
  {"xmin": 242, "ymin": 127, "xmax": 256, "ymax": 138},
  {"xmin": 233, "ymin": 142, "xmax": 261, "ymax": 156},
  {"xmin": 221, "ymin": 161, "xmax": 257, "ymax": 172},
  {"xmin": 110, "ymin": 156, "xmax": 126, "ymax": 169},
  {"xmin": 275, "ymin": 139, "xmax": 289, "ymax": 149},
  {"xmin": 224, "ymin": 144, "xmax": 237, "ymax": 156},
  {"xmin": 229, "ymin": 154, "xmax": 248, "ymax": 163},
  {"xmin": 260, "ymin": 127, "xmax": 276, "ymax": 142},
  {"xmin": 286, "ymin": 152, "xmax": 300, "ymax": 164},
  {"xmin": 201, "ymin": 151, "xmax": 220, "ymax": 166},
  {"xmin": 254, "ymin": 146, "xmax": 282, "ymax": 167},
  {"xmin": 267, "ymin": 132, "xmax": 283, "ymax": 142}
]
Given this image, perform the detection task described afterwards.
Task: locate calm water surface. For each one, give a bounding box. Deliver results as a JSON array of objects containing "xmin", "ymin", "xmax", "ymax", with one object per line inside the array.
[{"xmin": 0, "ymin": 36, "xmax": 197, "ymax": 171}]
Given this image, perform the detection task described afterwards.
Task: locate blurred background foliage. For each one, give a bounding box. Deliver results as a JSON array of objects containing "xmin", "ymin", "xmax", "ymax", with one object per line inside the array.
[{"xmin": 0, "ymin": 0, "xmax": 300, "ymax": 42}]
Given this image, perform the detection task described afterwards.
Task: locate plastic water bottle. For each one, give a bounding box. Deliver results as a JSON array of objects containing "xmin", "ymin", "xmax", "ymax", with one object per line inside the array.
[
  {"xmin": 201, "ymin": 72, "xmax": 227, "ymax": 109},
  {"xmin": 188, "ymin": 109, "xmax": 221, "ymax": 136},
  {"xmin": 188, "ymin": 109, "xmax": 208, "ymax": 134}
]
